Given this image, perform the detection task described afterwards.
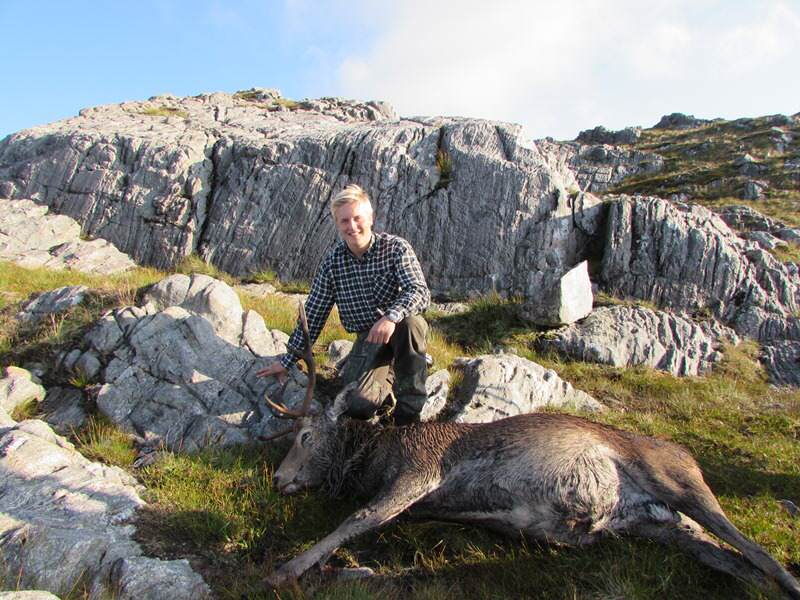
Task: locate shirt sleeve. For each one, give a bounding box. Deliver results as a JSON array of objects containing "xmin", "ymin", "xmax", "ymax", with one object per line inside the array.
[
  {"xmin": 281, "ymin": 256, "xmax": 336, "ymax": 369},
  {"xmin": 386, "ymin": 239, "xmax": 430, "ymax": 321}
]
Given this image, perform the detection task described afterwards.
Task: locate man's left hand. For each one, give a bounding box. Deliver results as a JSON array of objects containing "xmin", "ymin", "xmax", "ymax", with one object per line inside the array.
[{"xmin": 366, "ymin": 316, "xmax": 396, "ymax": 345}]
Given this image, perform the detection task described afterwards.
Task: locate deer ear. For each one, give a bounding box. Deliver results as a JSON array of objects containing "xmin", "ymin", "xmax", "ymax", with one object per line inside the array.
[{"xmin": 326, "ymin": 381, "xmax": 357, "ymax": 422}]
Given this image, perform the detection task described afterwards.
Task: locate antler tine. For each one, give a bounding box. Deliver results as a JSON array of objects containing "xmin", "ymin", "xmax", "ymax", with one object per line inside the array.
[
  {"xmin": 298, "ymin": 302, "xmax": 316, "ymax": 417},
  {"xmin": 258, "ymin": 425, "xmax": 296, "ymax": 442},
  {"xmin": 265, "ymin": 377, "xmax": 306, "ymax": 419}
]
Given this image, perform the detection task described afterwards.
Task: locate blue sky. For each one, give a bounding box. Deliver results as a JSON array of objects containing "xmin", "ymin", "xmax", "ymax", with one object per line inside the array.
[{"xmin": 2, "ymin": 0, "xmax": 799, "ymax": 140}]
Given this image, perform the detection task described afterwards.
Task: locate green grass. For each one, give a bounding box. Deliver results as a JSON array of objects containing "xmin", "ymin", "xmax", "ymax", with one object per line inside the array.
[
  {"xmin": 2, "ymin": 260, "xmax": 799, "ymax": 598},
  {"xmin": 139, "ymin": 106, "xmax": 189, "ymax": 118}
]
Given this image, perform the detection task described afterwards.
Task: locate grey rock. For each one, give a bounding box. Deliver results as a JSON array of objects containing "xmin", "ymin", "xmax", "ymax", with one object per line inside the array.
[
  {"xmin": 0, "ymin": 367, "xmax": 45, "ymax": 414},
  {"xmin": 742, "ymin": 180, "xmax": 768, "ymax": 200},
  {"xmin": 776, "ymin": 228, "xmax": 800, "ymax": 245},
  {"xmin": 449, "ymin": 354, "xmax": 602, "ymax": 423},
  {"xmin": 746, "ymin": 231, "xmax": 787, "ymax": 251},
  {"xmin": 39, "ymin": 387, "xmax": 87, "ymax": 435},
  {"xmin": 420, "ymin": 368, "xmax": 450, "ymax": 422},
  {"xmin": 715, "ymin": 204, "xmax": 782, "ymax": 233},
  {"xmin": 541, "ymin": 306, "xmax": 731, "ymax": 376},
  {"xmin": 653, "ymin": 113, "xmax": 709, "ymax": 129},
  {"xmin": 327, "ymin": 340, "xmax": 354, "ymax": 371},
  {"xmin": 576, "ymin": 126, "xmax": 641, "ymax": 145},
  {"xmin": 0, "ymin": 418, "xmax": 210, "ymax": 599},
  {"xmin": 760, "ymin": 341, "xmax": 800, "ymax": 386},
  {"xmin": 600, "ymin": 195, "xmax": 799, "ymax": 341},
  {"xmin": 733, "ymin": 154, "xmax": 766, "ymax": 177},
  {"xmin": 0, "ymin": 92, "xmax": 635, "ymax": 309},
  {"xmin": 0, "ymin": 198, "xmax": 135, "ymax": 274},
  {"xmin": 73, "ymin": 350, "xmax": 102, "ymax": 380},
  {"xmin": 17, "ymin": 285, "xmax": 88, "ymax": 324},
  {"xmin": 520, "ymin": 260, "xmax": 593, "ymax": 326},
  {"xmin": 80, "ymin": 275, "xmax": 310, "ymax": 450}
]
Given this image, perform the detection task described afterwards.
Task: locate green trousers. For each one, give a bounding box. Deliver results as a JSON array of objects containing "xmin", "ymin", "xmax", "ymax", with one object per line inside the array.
[{"xmin": 339, "ymin": 315, "xmax": 428, "ymax": 425}]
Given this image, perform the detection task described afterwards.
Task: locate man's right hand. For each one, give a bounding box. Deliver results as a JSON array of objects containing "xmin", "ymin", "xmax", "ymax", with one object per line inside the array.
[{"xmin": 256, "ymin": 361, "xmax": 289, "ymax": 384}]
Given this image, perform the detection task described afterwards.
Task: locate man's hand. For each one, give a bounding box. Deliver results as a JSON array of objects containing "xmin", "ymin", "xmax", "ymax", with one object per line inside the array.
[
  {"xmin": 366, "ymin": 316, "xmax": 396, "ymax": 345},
  {"xmin": 256, "ymin": 361, "xmax": 289, "ymax": 384}
]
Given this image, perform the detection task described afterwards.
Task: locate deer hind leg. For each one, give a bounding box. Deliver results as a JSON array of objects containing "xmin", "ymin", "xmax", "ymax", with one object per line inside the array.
[
  {"xmin": 630, "ymin": 512, "xmax": 774, "ymax": 595},
  {"xmin": 267, "ymin": 475, "xmax": 437, "ymax": 588}
]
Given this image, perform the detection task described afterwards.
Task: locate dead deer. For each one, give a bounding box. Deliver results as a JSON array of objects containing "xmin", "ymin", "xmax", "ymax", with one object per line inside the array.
[{"xmin": 263, "ymin": 306, "xmax": 800, "ymax": 598}]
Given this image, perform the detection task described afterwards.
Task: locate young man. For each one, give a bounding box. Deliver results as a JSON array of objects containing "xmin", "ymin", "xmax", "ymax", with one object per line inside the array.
[{"xmin": 256, "ymin": 184, "xmax": 431, "ymax": 425}]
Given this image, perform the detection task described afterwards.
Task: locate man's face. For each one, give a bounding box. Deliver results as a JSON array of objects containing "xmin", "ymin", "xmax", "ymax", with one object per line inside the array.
[{"xmin": 334, "ymin": 200, "xmax": 374, "ymax": 255}]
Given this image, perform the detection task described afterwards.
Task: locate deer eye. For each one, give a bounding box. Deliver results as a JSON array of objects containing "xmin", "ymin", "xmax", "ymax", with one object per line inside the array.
[{"xmin": 300, "ymin": 431, "xmax": 312, "ymax": 446}]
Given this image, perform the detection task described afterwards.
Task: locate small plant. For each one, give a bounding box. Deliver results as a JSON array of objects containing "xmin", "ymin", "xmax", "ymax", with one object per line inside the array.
[
  {"xmin": 247, "ymin": 269, "xmax": 278, "ymax": 284},
  {"xmin": 10, "ymin": 398, "xmax": 39, "ymax": 421},
  {"xmin": 176, "ymin": 254, "xmax": 238, "ymax": 286},
  {"xmin": 269, "ymin": 98, "xmax": 300, "ymax": 111},
  {"xmin": 435, "ymin": 149, "xmax": 452, "ymax": 190},
  {"xmin": 73, "ymin": 416, "xmax": 137, "ymax": 468},
  {"xmin": 139, "ymin": 106, "xmax": 189, "ymax": 119}
]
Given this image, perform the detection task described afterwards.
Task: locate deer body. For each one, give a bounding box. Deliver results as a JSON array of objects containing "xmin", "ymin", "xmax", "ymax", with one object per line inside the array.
[
  {"xmin": 265, "ymin": 306, "xmax": 800, "ymax": 597},
  {"xmin": 270, "ymin": 413, "xmax": 800, "ymax": 598}
]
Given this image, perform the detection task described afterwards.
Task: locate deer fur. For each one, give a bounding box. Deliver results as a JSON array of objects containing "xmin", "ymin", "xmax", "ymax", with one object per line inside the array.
[{"xmin": 269, "ymin": 407, "xmax": 800, "ymax": 597}]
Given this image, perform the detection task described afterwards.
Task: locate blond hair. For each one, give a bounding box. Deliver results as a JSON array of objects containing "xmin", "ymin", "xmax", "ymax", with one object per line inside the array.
[{"xmin": 330, "ymin": 184, "xmax": 373, "ymax": 219}]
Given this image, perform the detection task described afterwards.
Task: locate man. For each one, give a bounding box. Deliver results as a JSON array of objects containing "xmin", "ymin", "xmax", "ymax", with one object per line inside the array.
[{"xmin": 256, "ymin": 184, "xmax": 431, "ymax": 425}]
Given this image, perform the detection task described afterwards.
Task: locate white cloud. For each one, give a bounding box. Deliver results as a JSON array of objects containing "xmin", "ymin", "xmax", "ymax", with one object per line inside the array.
[{"xmin": 332, "ymin": 0, "xmax": 800, "ymax": 139}]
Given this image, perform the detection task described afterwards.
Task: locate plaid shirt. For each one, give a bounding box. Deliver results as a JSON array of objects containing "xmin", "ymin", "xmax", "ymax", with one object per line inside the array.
[{"xmin": 281, "ymin": 232, "xmax": 430, "ymax": 368}]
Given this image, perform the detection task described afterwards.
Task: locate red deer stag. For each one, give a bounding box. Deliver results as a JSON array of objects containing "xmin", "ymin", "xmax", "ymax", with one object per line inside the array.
[{"xmin": 263, "ymin": 306, "xmax": 800, "ymax": 598}]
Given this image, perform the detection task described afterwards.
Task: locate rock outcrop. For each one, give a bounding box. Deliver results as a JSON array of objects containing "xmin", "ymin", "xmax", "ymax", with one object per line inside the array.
[
  {"xmin": 0, "ymin": 416, "xmax": 210, "ymax": 598},
  {"xmin": 600, "ymin": 195, "xmax": 799, "ymax": 332},
  {"xmin": 17, "ymin": 285, "xmax": 88, "ymax": 324},
  {"xmin": 0, "ymin": 91, "xmax": 613, "ymax": 302},
  {"xmin": 0, "ymin": 367, "xmax": 45, "ymax": 415},
  {"xmin": 447, "ymin": 354, "xmax": 602, "ymax": 423},
  {"xmin": 79, "ymin": 274, "xmax": 305, "ymax": 451},
  {"xmin": 541, "ymin": 306, "xmax": 736, "ymax": 376},
  {"xmin": 0, "ymin": 198, "xmax": 136, "ymax": 274}
]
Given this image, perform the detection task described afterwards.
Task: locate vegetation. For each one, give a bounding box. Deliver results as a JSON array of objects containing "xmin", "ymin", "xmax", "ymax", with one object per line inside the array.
[
  {"xmin": 13, "ymin": 275, "xmax": 789, "ymax": 599},
  {"xmin": 139, "ymin": 105, "xmax": 189, "ymax": 119},
  {"xmin": 435, "ymin": 149, "xmax": 452, "ymax": 190}
]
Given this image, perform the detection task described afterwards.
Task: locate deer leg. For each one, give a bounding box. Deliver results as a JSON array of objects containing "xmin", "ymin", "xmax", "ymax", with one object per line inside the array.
[
  {"xmin": 631, "ymin": 513, "xmax": 774, "ymax": 595},
  {"xmin": 267, "ymin": 476, "xmax": 437, "ymax": 587}
]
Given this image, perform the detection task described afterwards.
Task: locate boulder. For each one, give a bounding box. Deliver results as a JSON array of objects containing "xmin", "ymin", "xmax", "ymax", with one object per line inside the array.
[
  {"xmin": 327, "ymin": 339, "xmax": 354, "ymax": 371},
  {"xmin": 0, "ymin": 367, "xmax": 45, "ymax": 415},
  {"xmin": 17, "ymin": 285, "xmax": 88, "ymax": 324},
  {"xmin": 540, "ymin": 306, "xmax": 734, "ymax": 376},
  {"xmin": 79, "ymin": 275, "xmax": 312, "ymax": 451},
  {"xmin": 0, "ymin": 593, "xmax": 61, "ymax": 600},
  {"xmin": 519, "ymin": 261, "xmax": 593, "ymax": 326},
  {"xmin": 576, "ymin": 126, "xmax": 641, "ymax": 145},
  {"xmin": 600, "ymin": 195, "xmax": 799, "ymax": 340},
  {"xmin": 420, "ymin": 369, "xmax": 450, "ymax": 422},
  {"xmin": 0, "ymin": 198, "xmax": 135, "ymax": 274},
  {"xmin": 653, "ymin": 113, "xmax": 709, "ymax": 129},
  {"xmin": 448, "ymin": 354, "xmax": 602, "ymax": 423},
  {"xmin": 0, "ymin": 417, "xmax": 210, "ymax": 598}
]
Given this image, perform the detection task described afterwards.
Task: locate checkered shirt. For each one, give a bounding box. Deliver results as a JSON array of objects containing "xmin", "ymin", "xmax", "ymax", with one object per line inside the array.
[{"xmin": 280, "ymin": 232, "xmax": 430, "ymax": 368}]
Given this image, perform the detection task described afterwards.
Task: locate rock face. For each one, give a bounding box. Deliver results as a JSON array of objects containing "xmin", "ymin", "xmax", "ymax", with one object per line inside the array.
[
  {"xmin": 601, "ymin": 195, "xmax": 799, "ymax": 334},
  {"xmin": 0, "ymin": 417, "xmax": 210, "ymax": 598},
  {"xmin": 81, "ymin": 274, "xmax": 309, "ymax": 450},
  {"xmin": 448, "ymin": 354, "xmax": 602, "ymax": 423},
  {"xmin": 0, "ymin": 91, "xmax": 616, "ymax": 303},
  {"xmin": 653, "ymin": 113, "xmax": 710, "ymax": 130},
  {"xmin": 0, "ymin": 198, "xmax": 136, "ymax": 274},
  {"xmin": 576, "ymin": 126, "xmax": 641, "ymax": 146},
  {"xmin": 541, "ymin": 306, "xmax": 735, "ymax": 376}
]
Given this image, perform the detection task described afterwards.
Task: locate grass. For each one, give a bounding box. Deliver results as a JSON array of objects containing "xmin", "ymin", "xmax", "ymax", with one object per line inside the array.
[
  {"xmin": 435, "ymin": 149, "xmax": 452, "ymax": 190},
  {"xmin": 2, "ymin": 262, "xmax": 799, "ymax": 599},
  {"xmin": 139, "ymin": 106, "xmax": 189, "ymax": 119}
]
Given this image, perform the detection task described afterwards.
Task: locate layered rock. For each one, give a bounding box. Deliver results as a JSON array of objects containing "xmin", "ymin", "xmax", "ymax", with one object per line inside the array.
[
  {"xmin": 541, "ymin": 306, "xmax": 736, "ymax": 376},
  {"xmin": 78, "ymin": 274, "xmax": 312, "ymax": 450},
  {"xmin": 0, "ymin": 417, "xmax": 210, "ymax": 598},
  {"xmin": 0, "ymin": 198, "xmax": 135, "ymax": 274},
  {"xmin": 0, "ymin": 91, "xmax": 612, "ymax": 301},
  {"xmin": 447, "ymin": 354, "xmax": 602, "ymax": 423},
  {"xmin": 17, "ymin": 285, "xmax": 88, "ymax": 324},
  {"xmin": 600, "ymin": 195, "xmax": 800, "ymax": 334}
]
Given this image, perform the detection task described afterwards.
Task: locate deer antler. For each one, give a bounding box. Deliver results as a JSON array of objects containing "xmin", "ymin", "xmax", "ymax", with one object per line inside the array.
[{"xmin": 263, "ymin": 302, "xmax": 316, "ymax": 420}]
